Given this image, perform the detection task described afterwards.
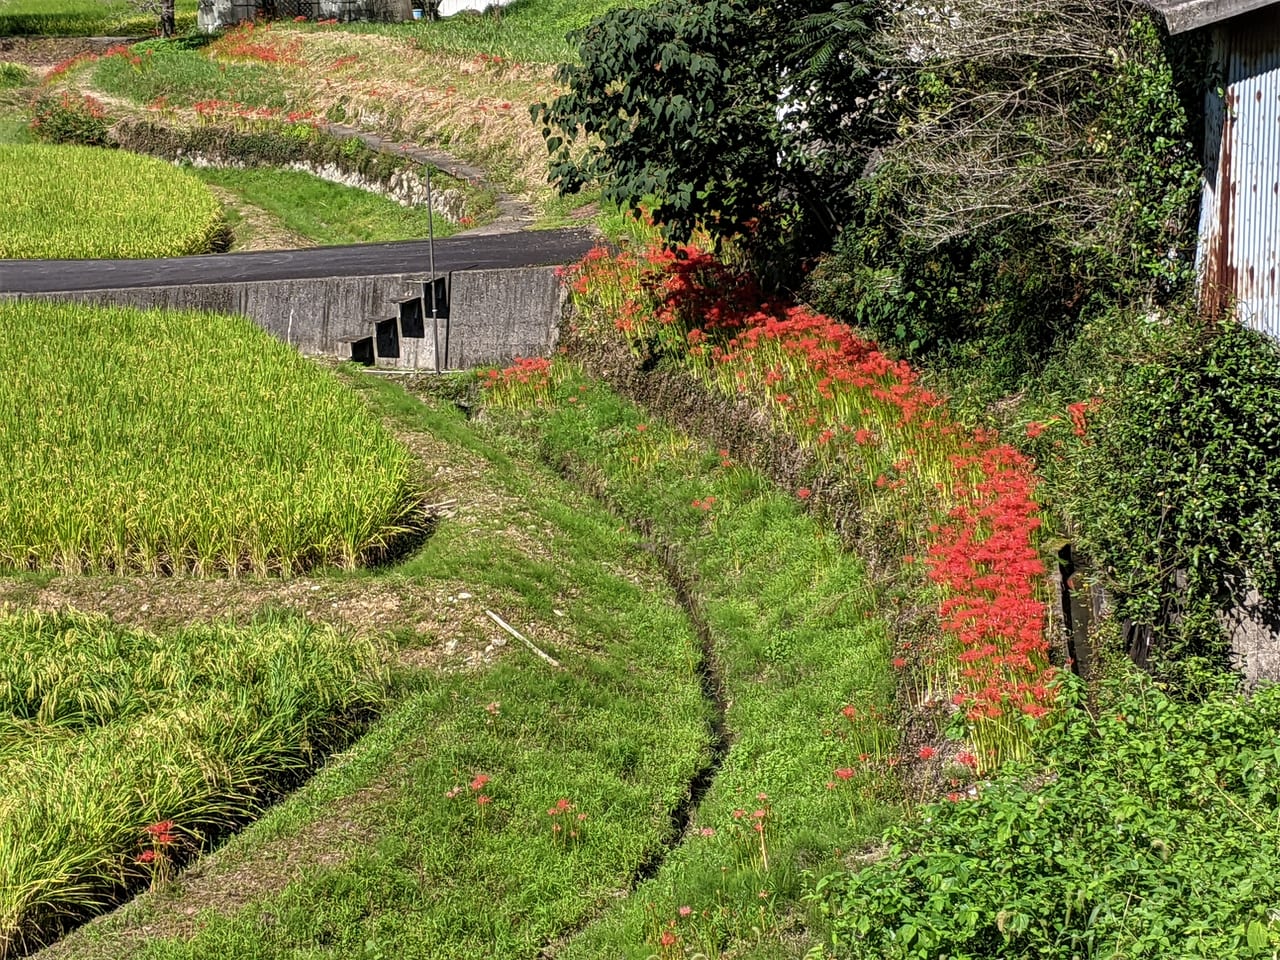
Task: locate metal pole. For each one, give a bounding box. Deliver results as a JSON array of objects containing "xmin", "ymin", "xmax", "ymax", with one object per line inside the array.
[{"xmin": 426, "ymin": 164, "xmax": 440, "ymax": 373}]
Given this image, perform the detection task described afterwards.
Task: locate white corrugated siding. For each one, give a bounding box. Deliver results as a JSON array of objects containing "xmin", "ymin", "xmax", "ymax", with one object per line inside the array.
[{"xmin": 1198, "ymin": 11, "xmax": 1280, "ymax": 340}]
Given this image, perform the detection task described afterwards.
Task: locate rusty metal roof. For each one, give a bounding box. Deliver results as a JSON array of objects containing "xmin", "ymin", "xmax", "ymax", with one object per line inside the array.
[{"xmin": 1145, "ymin": 0, "xmax": 1280, "ymax": 34}]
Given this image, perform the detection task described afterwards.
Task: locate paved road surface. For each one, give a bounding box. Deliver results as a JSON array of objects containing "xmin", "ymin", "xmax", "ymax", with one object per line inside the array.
[{"xmin": 0, "ymin": 228, "xmax": 599, "ymax": 294}]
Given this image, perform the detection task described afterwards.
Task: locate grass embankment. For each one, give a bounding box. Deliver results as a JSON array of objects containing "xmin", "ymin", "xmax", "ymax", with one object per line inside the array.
[
  {"xmin": 192, "ymin": 166, "xmax": 460, "ymax": 248},
  {"xmin": 566, "ymin": 243, "xmax": 1054, "ymax": 766},
  {"xmin": 0, "ymin": 0, "xmax": 196, "ymax": 36},
  {"xmin": 70, "ymin": 1, "xmax": 641, "ymax": 218},
  {"xmin": 482, "ymin": 367, "xmax": 903, "ymax": 957},
  {"xmin": 91, "ymin": 38, "xmax": 289, "ymax": 112},
  {"xmin": 0, "ymin": 302, "xmax": 423, "ymax": 576},
  {"xmin": 43, "ymin": 374, "xmax": 712, "ymax": 960},
  {"xmin": 0, "ymin": 611, "xmax": 386, "ymax": 959},
  {"xmin": 346, "ymin": 0, "xmax": 655, "ymax": 63},
  {"xmin": 0, "ymin": 143, "xmax": 228, "ymax": 259}
]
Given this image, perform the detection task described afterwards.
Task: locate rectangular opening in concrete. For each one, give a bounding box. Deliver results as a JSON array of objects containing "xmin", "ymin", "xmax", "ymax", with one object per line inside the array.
[
  {"xmin": 337, "ymin": 334, "xmax": 375, "ymax": 366},
  {"xmin": 424, "ymin": 276, "xmax": 449, "ymax": 320},
  {"xmin": 399, "ymin": 297, "xmax": 425, "ymax": 339},
  {"xmin": 374, "ymin": 317, "xmax": 400, "ymax": 359}
]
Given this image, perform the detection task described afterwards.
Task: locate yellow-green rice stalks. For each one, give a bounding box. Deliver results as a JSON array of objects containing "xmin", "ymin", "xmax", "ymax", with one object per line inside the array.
[
  {"xmin": 0, "ymin": 610, "xmax": 388, "ymax": 958},
  {"xmin": 0, "ymin": 301, "xmax": 425, "ymax": 576},
  {"xmin": 0, "ymin": 143, "xmax": 228, "ymax": 260}
]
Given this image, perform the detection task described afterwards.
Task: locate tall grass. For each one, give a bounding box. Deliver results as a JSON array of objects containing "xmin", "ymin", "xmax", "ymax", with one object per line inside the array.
[
  {"xmin": 193, "ymin": 166, "xmax": 461, "ymax": 245},
  {"xmin": 0, "ymin": 301, "xmax": 423, "ymax": 576},
  {"xmin": 0, "ymin": 144, "xmax": 229, "ymax": 259},
  {"xmin": 0, "ymin": 610, "xmax": 388, "ymax": 959},
  {"xmin": 92, "ymin": 38, "xmax": 289, "ymax": 111}
]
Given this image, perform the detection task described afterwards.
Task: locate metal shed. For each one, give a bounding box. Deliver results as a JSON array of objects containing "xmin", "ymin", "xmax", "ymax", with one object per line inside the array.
[{"xmin": 1149, "ymin": 0, "xmax": 1280, "ymax": 339}]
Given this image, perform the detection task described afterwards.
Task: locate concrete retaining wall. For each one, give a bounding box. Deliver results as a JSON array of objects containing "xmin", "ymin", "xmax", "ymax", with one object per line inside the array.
[{"xmin": 2, "ymin": 266, "xmax": 565, "ymax": 371}]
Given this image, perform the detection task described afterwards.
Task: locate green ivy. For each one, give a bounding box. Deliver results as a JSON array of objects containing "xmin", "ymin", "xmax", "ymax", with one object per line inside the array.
[{"xmin": 1065, "ymin": 318, "xmax": 1280, "ymax": 682}]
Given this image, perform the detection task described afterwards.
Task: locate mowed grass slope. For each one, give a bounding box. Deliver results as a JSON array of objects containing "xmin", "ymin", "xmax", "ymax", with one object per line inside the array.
[
  {"xmin": 0, "ymin": 302, "xmax": 423, "ymax": 576},
  {"xmin": 0, "ymin": 144, "xmax": 228, "ymax": 260},
  {"xmin": 487, "ymin": 369, "xmax": 903, "ymax": 956},
  {"xmin": 0, "ymin": 611, "xmax": 388, "ymax": 960}
]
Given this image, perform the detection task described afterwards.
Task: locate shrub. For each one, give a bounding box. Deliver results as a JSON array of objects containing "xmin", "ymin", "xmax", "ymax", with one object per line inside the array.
[
  {"xmin": 817, "ymin": 671, "xmax": 1280, "ymax": 959},
  {"xmin": 1064, "ymin": 317, "xmax": 1280, "ymax": 683}
]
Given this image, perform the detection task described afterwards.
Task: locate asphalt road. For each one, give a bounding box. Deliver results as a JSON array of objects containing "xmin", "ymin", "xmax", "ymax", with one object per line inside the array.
[{"xmin": 0, "ymin": 228, "xmax": 599, "ymax": 294}]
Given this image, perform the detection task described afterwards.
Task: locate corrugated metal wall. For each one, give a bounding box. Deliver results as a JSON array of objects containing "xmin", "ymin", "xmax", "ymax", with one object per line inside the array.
[{"xmin": 1197, "ymin": 8, "xmax": 1280, "ymax": 340}]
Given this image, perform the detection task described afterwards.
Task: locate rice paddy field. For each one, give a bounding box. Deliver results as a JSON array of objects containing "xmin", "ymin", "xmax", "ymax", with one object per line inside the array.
[
  {"xmin": 0, "ymin": 0, "xmax": 197, "ymax": 37},
  {"xmin": 0, "ymin": 301, "xmax": 424, "ymax": 576},
  {"xmin": 0, "ymin": 144, "xmax": 228, "ymax": 260},
  {"xmin": 0, "ymin": 610, "xmax": 388, "ymax": 959}
]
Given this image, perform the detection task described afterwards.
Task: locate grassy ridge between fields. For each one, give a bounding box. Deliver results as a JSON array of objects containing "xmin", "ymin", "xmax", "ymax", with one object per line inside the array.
[
  {"xmin": 0, "ymin": 612, "xmax": 387, "ymax": 960},
  {"xmin": 0, "ymin": 144, "xmax": 228, "ymax": 260},
  {"xmin": 45, "ymin": 374, "xmax": 712, "ymax": 960},
  {"xmin": 485, "ymin": 367, "xmax": 903, "ymax": 957},
  {"xmin": 0, "ymin": 302, "xmax": 422, "ymax": 576},
  {"xmin": 45, "ymin": 368, "xmax": 902, "ymax": 959}
]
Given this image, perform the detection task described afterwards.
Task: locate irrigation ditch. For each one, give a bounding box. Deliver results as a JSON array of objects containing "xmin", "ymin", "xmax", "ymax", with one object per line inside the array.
[{"xmin": 518, "ymin": 445, "xmax": 731, "ymax": 959}]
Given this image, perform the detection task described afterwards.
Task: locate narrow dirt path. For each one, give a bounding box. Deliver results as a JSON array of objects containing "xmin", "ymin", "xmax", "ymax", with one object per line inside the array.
[
  {"xmin": 317, "ymin": 121, "xmax": 537, "ymax": 235},
  {"xmin": 205, "ymin": 185, "xmax": 317, "ymax": 252}
]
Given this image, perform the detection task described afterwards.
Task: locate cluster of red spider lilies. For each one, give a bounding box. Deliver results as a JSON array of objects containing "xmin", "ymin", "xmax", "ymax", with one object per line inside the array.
[{"xmin": 563, "ymin": 242, "xmax": 1057, "ymax": 765}]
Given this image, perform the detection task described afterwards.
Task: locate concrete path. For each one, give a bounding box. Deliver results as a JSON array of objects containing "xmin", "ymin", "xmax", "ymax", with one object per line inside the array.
[
  {"xmin": 0, "ymin": 228, "xmax": 597, "ymax": 295},
  {"xmin": 317, "ymin": 122, "xmax": 537, "ymax": 236}
]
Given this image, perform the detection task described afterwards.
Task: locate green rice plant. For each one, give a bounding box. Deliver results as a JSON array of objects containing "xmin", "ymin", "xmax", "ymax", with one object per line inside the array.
[
  {"xmin": 0, "ymin": 63, "xmax": 30, "ymax": 89},
  {"xmin": 0, "ymin": 301, "xmax": 424, "ymax": 576},
  {"xmin": 0, "ymin": 0, "xmax": 196, "ymax": 37},
  {"xmin": 0, "ymin": 143, "xmax": 230, "ymax": 259},
  {"xmin": 0, "ymin": 610, "xmax": 387, "ymax": 958}
]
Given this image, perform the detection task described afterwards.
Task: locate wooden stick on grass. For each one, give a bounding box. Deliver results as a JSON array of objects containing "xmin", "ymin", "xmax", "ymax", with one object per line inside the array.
[{"xmin": 484, "ymin": 609, "xmax": 561, "ymax": 668}]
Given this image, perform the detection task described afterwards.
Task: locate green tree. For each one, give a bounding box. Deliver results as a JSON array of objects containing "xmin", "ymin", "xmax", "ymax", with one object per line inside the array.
[{"xmin": 533, "ymin": 0, "xmax": 881, "ymax": 285}]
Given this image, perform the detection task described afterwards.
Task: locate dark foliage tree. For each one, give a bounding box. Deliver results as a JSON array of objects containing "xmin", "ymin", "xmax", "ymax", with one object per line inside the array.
[{"xmin": 532, "ymin": 0, "xmax": 881, "ymax": 286}]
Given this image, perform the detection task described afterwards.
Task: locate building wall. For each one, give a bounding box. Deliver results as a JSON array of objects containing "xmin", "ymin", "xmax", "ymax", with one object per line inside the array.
[{"xmin": 1197, "ymin": 6, "xmax": 1280, "ymax": 339}]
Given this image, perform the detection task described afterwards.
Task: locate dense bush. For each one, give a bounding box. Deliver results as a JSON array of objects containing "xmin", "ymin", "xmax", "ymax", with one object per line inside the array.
[
  {"xmin": 806, "ymin": 7, "xmax": 1203, "ymax": 383},
  {"xmin": 818, "ymin": 672, "xmax": 1280, "ymax": 958},
  {"xmin": 1063, "ymin": 318, "xmax": 1280, "ymax": 682},
  {"xmin": 534, "ymin": 0, "xmax": 882, "ymax": 284}
]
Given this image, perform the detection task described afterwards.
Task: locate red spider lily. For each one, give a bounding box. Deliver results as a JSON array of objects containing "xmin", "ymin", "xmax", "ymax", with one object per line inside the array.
[
  {"xmin": 469, "ymin": 774, "xmax": 490, "ymax": 791},
  {"xmin": 145, "ymin": 820, "xmax": 176, "ymax": 845},
  {"xmin": 561, "ymin": 241, "xmax": 1057, "ymax": 766}
]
